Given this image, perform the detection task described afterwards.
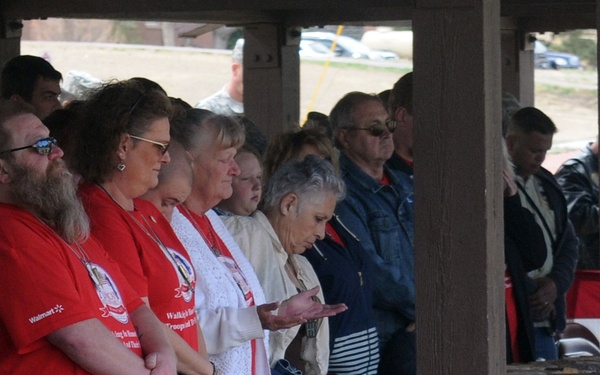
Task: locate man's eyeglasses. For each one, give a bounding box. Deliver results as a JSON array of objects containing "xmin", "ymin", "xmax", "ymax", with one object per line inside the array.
[
  {"xmin": 348, "ymin": 119, "xmax": 397, "ymax": 137},
  {"xmin": 0, "ymin": 137, "xmax": 58, "ymax": 156},
  {"xmin": 129, "ymin": 135, "xmax": 170, "ymax": 155}
]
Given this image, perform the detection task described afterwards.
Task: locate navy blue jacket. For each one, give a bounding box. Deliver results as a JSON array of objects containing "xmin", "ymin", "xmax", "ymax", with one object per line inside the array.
[{"xmin": 303, "ymin": 214, "xmax": 380, "ymax": 374}]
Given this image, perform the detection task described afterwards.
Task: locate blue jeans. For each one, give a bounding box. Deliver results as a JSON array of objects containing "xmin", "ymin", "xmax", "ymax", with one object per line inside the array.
[{"xmin": 534, "ymin": 327, "xmax": 558, "ymax": 360}]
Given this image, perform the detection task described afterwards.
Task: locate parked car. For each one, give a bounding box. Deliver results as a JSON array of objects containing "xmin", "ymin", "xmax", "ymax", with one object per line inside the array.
[
  {"xmin": 534, "ymin": 40, "xmax": 581, "ymax": 69},
  {"xmin": 299, "ymin": 39, "xmax": 332, "ymax": 58},
  {"xmin": 302, "ymin": 31, "xmax": 399, "ymax": 61}
]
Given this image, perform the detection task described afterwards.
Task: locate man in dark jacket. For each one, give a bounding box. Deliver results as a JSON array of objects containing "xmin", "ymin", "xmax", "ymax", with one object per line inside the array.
[
  {"xmin": 386, "ymin": 72, "xmax": 414, "ymax": 177},
  {"xmin": 555, "ymin": 140, "xmax": 599, "ymax": 269},
  {"xmin": 506, "ymin": 107, "xmax": 579, "ymax": 360}
]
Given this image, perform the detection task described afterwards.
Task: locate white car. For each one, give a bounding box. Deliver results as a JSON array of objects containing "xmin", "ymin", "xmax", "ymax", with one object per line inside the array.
[
  {"xmin": 299, "ymin": 40, "xmax": 332, "ymax": 58},
  {"xmin": 302, "ymin": 31, "xmax": 399, "ymax": 61}
]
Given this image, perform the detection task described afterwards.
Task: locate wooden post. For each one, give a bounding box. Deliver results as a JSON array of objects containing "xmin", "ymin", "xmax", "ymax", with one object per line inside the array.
[
  {"xmin": 413, "ymin": 0, "xmax": 505, "ymax": 373},
  {"xmin": 501, "ymin": 20, "xmax": 535, "ymax": 106},
  {"xmin": 596, "ymin": 0, "xmax": 600, "ymax": 273},
  {"xmin": 243, "ymin": 24, "xmax": 300, "ymax": 140},
  {"xmin": 0, "ymin": 17, "xmax": 21, "ymax": 69},
  {"xmin": 517, "ymin": 31, "xmax": 535, "ymax": 107}
]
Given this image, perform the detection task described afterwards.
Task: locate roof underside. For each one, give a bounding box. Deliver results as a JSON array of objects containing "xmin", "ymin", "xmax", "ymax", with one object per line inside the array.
[{"xmin": 1, "ymin": 0, "xmax": 596, "ymax": 32}]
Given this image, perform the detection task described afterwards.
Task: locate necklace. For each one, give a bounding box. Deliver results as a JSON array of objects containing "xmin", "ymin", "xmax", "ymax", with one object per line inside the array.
[
  {"xmin": 133, "ymin": 213, "xmax": 196, "ymax": 294},
  {"xmin": 179, "ymin": 205, "xmax": 255, "ymax": 306},
  {"xmin": 69, "ymin": 242, "xmax": 104, "ymax": 288},
  {"xmin": 35, "ymin": 217, "xmax": 103, "ymax": 288},
  {"xmin": 180, "ymin": 204, "xmax": 222, "ymax": 257},
  {"xmin": 285, "ymin": 257, "xmax": 319, "ymax": 338},
  {"xmin": 95, "ymin": 183, "xmax": 195, "ymax": 293}
]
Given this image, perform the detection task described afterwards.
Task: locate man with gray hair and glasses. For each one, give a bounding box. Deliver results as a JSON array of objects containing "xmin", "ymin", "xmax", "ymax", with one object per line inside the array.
[{"xmin": 330, "ymin": 91, "xmax": 415, "ymax": 375}]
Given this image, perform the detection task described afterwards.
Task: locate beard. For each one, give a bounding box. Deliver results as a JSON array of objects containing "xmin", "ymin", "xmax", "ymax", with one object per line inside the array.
[{"xmin": 10, "ymin": 159, "xmax": 90, "ymax": 243}]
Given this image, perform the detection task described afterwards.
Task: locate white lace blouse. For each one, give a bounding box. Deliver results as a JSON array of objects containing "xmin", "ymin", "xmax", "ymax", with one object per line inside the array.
[{"xmin": 171, "ymin": 207, "xmax": 270, "ymax": 375}]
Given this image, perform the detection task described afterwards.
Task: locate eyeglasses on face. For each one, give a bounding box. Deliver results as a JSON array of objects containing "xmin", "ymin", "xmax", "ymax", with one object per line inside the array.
[
  {"xmin": 0, "ymin": 137, "xmax": 58, "ymax": 156},
  {"xmin": 348, "ymin": 119, "xmax": 397, "ymax": 137},
  {"xmin": 129, "ymin": 134, "xmax": 170, "ymax": 155}
]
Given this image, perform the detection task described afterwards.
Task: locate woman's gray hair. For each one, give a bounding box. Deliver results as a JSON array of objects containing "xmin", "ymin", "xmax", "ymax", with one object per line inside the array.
[{"xmin": 262, "ymin": 155, "xmax": 345, "ymax": 212}]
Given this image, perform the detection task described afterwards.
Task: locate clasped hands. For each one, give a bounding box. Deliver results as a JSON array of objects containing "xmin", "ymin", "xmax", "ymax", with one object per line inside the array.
[
  {"xmin": 529, "ymin": 276, "xmax": 557, "ymax": 321},
  {"xmin": 257, "ymin": 286, "xmax": 347, "ymax": 331},
  {"xmin": 143, "ymin": 352, "xmax": 177, "ymax": 374}
]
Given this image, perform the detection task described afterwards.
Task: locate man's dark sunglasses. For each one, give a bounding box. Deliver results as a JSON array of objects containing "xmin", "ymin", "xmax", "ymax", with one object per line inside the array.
[
  {"xmin": 349, "ymin": 119, "xmax": 397, "ymax": 137},
  {"xmin": 0, "ymin": 137, "xmax": 58, "ymax": 156}
]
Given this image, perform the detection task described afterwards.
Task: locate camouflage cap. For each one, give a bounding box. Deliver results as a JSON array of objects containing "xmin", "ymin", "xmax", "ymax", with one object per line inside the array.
[{"xmin": 232, "ymin": 39, "xmax": 245, "ymax": 63}]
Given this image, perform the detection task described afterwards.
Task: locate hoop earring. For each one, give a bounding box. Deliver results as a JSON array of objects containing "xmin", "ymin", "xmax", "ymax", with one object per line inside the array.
[{"xmin": 117, "ymin": 163, "xmax": 126, "ymax": 172}]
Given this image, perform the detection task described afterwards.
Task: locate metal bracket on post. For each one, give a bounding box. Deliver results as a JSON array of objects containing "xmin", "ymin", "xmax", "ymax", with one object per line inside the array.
[
  {"xmin": 244, "ymin": 24, "xmax": 280, "ymax": 69},
  {"xmin": 286, "ymin": 27, "xmax": 301, "ymax": 47},
  {"xmin": 521, "ymin": 32, "xmax": 536, "ymax": 51},
  {"xmin": 0, "ymin": 18, "xmax": 23, "ymax": 39}
]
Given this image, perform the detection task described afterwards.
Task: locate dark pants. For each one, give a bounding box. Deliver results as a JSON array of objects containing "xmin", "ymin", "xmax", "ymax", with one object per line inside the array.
[{"xmin": 378, "ymin": 329, "xmax": 416, "ymax": 375}]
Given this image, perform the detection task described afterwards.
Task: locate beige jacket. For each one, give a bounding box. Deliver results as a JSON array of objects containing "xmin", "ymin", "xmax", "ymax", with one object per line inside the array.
[{"xmin": 223, "ymin": 211, "xmax": 329, "ymax": 375}]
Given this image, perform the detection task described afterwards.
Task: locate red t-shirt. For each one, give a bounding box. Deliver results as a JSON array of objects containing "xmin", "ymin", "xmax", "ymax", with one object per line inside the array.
[
  {"xmin": 0, "ymin": 203, "xmax": 144, "ymax": 374},
  {"xmin": 79, "ymin": 183, "xmax": 199, "ymax": 349},
  {"xmin": 379, "ymin": 172, "xmax": 391, "ymax": 185}
]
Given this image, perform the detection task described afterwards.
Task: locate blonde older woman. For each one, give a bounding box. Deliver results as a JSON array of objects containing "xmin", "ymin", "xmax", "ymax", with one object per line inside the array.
[
  {"xmin": 224, "ymin": 156, "xmax": 346, "ymax": 375},
  {"xmin": 168, "ymin": 109, "xmax": 346, "ymax": 375}
]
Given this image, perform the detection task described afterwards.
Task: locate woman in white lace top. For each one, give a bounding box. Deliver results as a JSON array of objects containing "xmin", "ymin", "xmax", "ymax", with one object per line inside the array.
[{"xmin": 168, "ymin": 109, "xmax": 347, "ymax": 375}]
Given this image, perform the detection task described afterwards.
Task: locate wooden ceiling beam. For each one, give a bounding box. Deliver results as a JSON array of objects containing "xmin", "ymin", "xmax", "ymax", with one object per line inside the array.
[{"xmin": 2, "ymin": 0, "xmax": 595, "ymax": 30}]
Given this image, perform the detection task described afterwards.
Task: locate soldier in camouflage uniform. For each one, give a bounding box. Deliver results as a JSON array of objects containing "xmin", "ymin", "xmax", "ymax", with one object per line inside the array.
[{"xmin": 196, "ymin": 39, "xmax": 245, "ymax": 116}]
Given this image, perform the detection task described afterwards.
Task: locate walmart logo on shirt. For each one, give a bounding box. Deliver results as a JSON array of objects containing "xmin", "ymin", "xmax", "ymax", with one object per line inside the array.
[{"xmin": 28, "ymin": 304, "xmax": 64, "ymax": 324}]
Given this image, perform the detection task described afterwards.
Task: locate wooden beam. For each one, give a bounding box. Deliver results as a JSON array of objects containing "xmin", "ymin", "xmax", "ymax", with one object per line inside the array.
[
  {"xmin": 1, "ymin": 0, "xmax": 414, "ymax": 24},
  {"xmin": 520, "ymin": 15, "xmax": 597, "ymax": 32},
  {"xmin": 502, "ymin": 1, "xmax": 595, "ymax": 17},
  {"xmin": 0, "ymin": 17, "xmax": 21, "ymax": 68},
  {"xmin": 500, "ymin": 26, "xmax": 534, "ymax": 106},
  {"xmin": 243, "ymin": 24, "xmax": 300, "ymax": 140},
  {"xmin": 4, "ymin": 0, "xmax": 595, "ymax": 28},
  {"xmin": 413, "ymin": 0, "xmax": 505, "ymax": 373},
  {"xmin": 178, "ymin": 24, "xmax": 222, "ymax": 38},
  {"xmin": 501, "ymin": 28, "xmax": 521, "ymax": 98}
]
